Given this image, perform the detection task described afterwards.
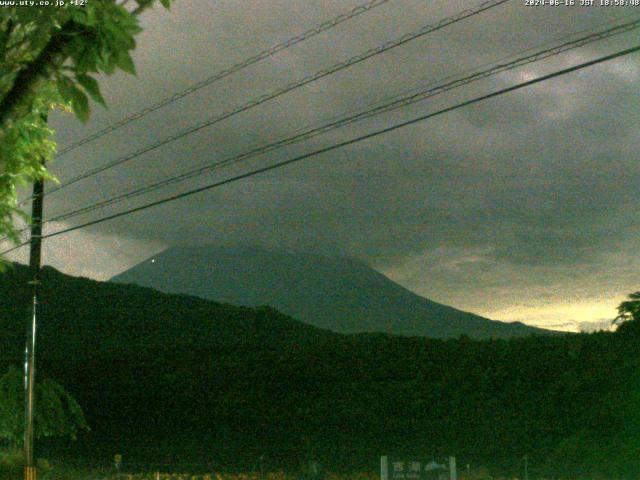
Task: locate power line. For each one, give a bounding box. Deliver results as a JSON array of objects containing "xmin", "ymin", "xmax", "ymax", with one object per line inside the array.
[
  {"xmin": 347, "ymin": 9, "xmax": 639, "ymax": 117},
  {"xmin": 3, "ymin": 43, "xmax": 638, "ymax": 256},
  {"xmin": 43, "ymin": 0, "xmax": 510, "ymax": 197},
  {"xmin": 37, "ymin": 16, "xmax": 640, "ymax": 226},
  {"xmin": 54, "ymin": 0, "xmax": 393, "ymax": 159},
  {"xmin": 5, "ymin": 0, "xmax": 513, "ymax": 246},
  {"xmin": 5, "ymin": 15, "xmax": 639, "ymax": 244}
]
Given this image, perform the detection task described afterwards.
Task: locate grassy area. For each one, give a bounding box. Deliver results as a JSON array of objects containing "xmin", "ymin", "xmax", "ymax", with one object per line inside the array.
[{"xmin": 0, "ymin": 453, "xmax": 381, "ymax": 480}]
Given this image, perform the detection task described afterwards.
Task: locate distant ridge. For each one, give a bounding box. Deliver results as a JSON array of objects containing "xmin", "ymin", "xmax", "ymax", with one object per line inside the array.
[{"xmin": 111, "ymin": 245, "xmax": 556, "ymax": 339}]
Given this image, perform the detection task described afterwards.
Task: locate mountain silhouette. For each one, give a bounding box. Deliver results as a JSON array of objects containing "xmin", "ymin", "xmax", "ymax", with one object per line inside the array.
[{"xmin": 111, "ymin": 245, "xmax": 555, "ymax": 338}]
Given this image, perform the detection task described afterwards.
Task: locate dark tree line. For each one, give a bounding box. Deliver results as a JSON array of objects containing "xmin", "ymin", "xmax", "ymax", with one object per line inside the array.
[{"xmin": 0, "ymin": 264, "xmax": 638, "ymax": 477}]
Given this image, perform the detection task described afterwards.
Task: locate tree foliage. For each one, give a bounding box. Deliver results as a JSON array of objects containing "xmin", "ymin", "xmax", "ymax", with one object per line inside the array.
[
  {"xmin": 614, "ymin": 291, "xmax": 640, "ymax": 324},
  {"xmin": 0, "ymin": 366, "xmax": 88, "ymax": 448},
  {"xmin": 612, "ymin": 291, "xmax": 640, "ymax": 337},
  {"xmin": 0, "ymin": 0, "xmax": 174, "ymax": 257}
]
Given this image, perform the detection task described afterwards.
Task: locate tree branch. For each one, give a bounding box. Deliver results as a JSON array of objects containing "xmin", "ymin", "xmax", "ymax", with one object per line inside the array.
[
  {"xmin": 132, "ymin": 0, "xmax": 156, "ymax": 16},
  {"xmin": 0, "ymin": 25, "xmax": 71, "ymax": 133},
  {"xmin": 0, "ymin": 2, "xmax": 153, "ymax": 138}
]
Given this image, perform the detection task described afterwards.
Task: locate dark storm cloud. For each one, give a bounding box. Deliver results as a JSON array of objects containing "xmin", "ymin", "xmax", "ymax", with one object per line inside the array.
[{"xmin": 22, "ymin": 0, "xmax": 639, "ymax": 322}]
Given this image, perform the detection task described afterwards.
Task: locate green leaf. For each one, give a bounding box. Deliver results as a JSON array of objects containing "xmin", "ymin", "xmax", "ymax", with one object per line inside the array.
[
  {"xmin": 56, "ymin": 76, "xmax": 75, "ymax": 103},
  {"xmin": 159, "ymin": 0, "xmax": 172, "ymax": 9},
  {"xmin": 116, "ymin": 51, "xmax": 136, "ymax": 75},
  {"xmin": 76, "ymin": 73, "xmax": 106, "ymax": 107},
  {"xmin": 70, "ymin": 88, "xmax": 90, "ymax": 122},
  {"xmin": 56, "ymin": 76, "xmax": 90, "ymax": 122},
  {"xmin": 71, "ymin": 43, "xmax": 99, "ymax": 73},
  {"xmin": 69, "ymin": 7, "xmax": 89, "ymax": 25},
  {"xmin": 85, "ymin": 5, "xmax": 98, "ymax": 27},
  {"xmin": 14, "ymin": 8, "xmax": 45, "ymax": 24}
]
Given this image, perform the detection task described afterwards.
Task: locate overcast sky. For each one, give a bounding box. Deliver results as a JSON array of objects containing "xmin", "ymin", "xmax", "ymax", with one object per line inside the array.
[{"xmin": 5, "ymin": 0, "xmax": 640, "ymax": 331}]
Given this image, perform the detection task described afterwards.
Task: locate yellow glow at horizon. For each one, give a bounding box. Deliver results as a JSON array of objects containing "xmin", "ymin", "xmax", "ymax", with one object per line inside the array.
[{"xmin": 481, "ymin": 300, "xmax": 623, "ymax": 332}]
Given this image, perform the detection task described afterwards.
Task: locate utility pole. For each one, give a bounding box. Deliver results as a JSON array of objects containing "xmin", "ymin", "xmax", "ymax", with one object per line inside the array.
[{"xmin": 24, "ymin": 162, "xmax": 45, "ymax": 480}]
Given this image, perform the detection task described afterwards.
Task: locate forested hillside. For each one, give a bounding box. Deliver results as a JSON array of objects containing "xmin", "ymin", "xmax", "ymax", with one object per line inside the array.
[{"xmin": 1, "ymin": 263, "xmax": 637, "ymax": 477}]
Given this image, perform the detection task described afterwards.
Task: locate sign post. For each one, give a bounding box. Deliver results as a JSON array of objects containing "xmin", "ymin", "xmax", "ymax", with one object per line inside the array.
[
  {"xmin": 381, "ymin": 456, "xmax": 389, "ymax": 480},
  {"xmin": 449, "ymin": 457, "xmax": 457, "ymax": 480},
  {"xmin": 381, "ymin": 456, "xmax": 454, "ymax": 480},
  {"xmin": 114, "ymin": 454, "xmax": 122, "ymax": 477}
]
